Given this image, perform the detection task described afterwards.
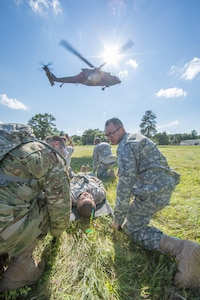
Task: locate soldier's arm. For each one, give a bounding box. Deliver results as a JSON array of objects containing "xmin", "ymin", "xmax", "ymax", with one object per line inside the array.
[
  {"xmin": 44, "ymin": 161, "xmax": 71, "ymax": 237},
  {"xmin": 92, "ymin": 148, "xmax": 98, "ymax": 174},
  {"xmin": 26, "ymin": 146, "xmax": 71, "ymax": 238},
  {"xmin": 114, "ymin": 145, "xmax": 137, "ymax": 225}
]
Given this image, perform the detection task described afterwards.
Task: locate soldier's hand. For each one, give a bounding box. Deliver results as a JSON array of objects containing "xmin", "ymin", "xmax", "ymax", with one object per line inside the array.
[
  {"xmin": 112, "ymin": 221, "xmax": 123, "ymax": 231},
  {"xmin": 112, "ymin": 221, "xmax": 119, "ymax": 230}
]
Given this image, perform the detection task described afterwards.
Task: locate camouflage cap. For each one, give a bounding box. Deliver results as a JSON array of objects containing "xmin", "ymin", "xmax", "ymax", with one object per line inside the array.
[{"xmin": 100, "ymin": 154, "xmax": 116, "ymax": 164}]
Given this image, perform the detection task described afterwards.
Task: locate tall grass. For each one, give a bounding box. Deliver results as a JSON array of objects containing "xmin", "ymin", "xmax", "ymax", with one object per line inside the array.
[{"xmin": 2, "ymin": 146, "xmax": 200, "ymax": 300}]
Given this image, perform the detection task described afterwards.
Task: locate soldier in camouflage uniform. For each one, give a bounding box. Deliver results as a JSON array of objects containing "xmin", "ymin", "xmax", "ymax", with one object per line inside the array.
[
  {"xmin": 70, "ymin": 173, "xmax": 107, "ymax": 217},
  {"xmin": 92, "ymin": 137, "xmax": 116, "ymax": 179},
  {"xmin": 0, "ymin": 133, "xmax": 71, "ymax": 292},
  {"xmin": 104, "ymin": 117, "xmax": 200, "ymax": 290},
  {"xmin": 44, "ymin": 138, "xmax": 107, "ymax": 219}
]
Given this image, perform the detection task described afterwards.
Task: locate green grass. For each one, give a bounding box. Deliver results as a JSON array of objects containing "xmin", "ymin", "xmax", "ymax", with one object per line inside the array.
[{"xmin": 2, "ymin": 146, "xmax": 200, "ymax": 300}]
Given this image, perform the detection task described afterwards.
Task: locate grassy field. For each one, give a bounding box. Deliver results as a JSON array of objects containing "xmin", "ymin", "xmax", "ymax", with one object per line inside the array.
[{"xmin": 2, "ymin": 146, "xmax": 200, "ymax": 300}]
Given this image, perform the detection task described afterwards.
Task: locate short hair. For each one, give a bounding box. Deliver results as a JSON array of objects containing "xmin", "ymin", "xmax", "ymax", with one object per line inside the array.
[
  {"xmin": 94, "ymin": 137, "xmax": 101, "ymax": 143},
  {"xmin": 44, "ymin": 135, "xmax": 66, "ymax": 148},
  {"xmin": 77, "ymin": 192, "xmax": 96, "ymax": 218},
  {"xmin": 105, "ymin": 118, "xmax": 124, "ymax": 127}
]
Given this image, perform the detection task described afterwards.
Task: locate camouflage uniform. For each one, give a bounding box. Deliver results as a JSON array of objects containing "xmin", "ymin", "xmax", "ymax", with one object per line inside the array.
[
  {"xmin": 92, "ymin": 142, "xmax": 116, "ymax": 178},
  {"xmin": 70, "ymin": 173, "xmax": 106, "ymax": 206},
  {"xmin": 115, "ymin": 133, "xmax": 180, "ymax": 250},
  {"xmin": 0, "ymin": 141, "xmax": 71, "ymax": 259}
]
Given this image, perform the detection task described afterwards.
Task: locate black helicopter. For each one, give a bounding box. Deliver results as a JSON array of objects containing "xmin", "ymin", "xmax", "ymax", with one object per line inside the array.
[{"xmin": 43, "ymin": 39, "xmax": 133, "ymax": 90}]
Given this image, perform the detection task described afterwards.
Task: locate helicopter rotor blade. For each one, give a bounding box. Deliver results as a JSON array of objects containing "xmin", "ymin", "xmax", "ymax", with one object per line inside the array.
[
  {"xmin": 99, "ymin": 61, "xmax": 107, "ymax": 69},
  {"xmin": 119, "ymin": 39, "xmax": 134, "ymax": 52},
  {"xmin": 59, "ymin": 39, "xmax": 96, "ymax": 69}
]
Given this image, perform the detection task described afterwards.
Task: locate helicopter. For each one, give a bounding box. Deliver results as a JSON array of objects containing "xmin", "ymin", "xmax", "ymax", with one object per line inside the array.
[{"xmin": 43, "ymin": 39, "xmax": 133, "ymax": 91}]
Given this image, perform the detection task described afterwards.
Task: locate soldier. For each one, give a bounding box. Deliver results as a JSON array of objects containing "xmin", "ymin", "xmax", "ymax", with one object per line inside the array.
[
  {"xmin": 104, "ymin": 117, "xmax": 200, "ymax": 290},
  {"xmin": 45, "ymin": 134, "xmax": 74, "ymax": 178},
  {"xmin": 92, "ymin": 137, "xmax": 116, "ymax": 179},
  {"xmin": 70, "ymin": 173, "xmax": 107, "ymax": 218},
  {"xmin": 44, "ymin": 137, "xmax": 109, "ymax": 220},
  {"xmin": 63, "ymin": 134, "xmax": 75, "ymax": 170},
  {"xmin": 0, "ymin": 127, "xmax": 71, "ymax": 292}
]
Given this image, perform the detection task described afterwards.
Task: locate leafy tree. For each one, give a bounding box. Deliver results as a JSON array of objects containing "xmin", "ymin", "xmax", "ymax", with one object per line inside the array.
[
  {"xmin": 154, "ymin": 132, "xmax": 169, "ymax": 145},
  {"xmin": 82, "ymin": 129, "xmax": 105, "ymax": 145},
  {"xmin": 140, "ymin": 110, "xmax": 157, "ymax": 138},
  {"xmin": 191, "ymin": 130, "xmax": 198, "ymax": 139},
  {"xmin": 71, "ymin": 135, "xmax": 82, "ymax": 145},
  {"xmin": 28, "ymin": 113, "xmax": 58, "ymax": 139}
]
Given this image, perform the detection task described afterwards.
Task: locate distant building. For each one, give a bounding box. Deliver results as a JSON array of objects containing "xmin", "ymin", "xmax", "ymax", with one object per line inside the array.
[{"xmin": 180, "ymin": 139, "xmax": 200, "ymax": 146}]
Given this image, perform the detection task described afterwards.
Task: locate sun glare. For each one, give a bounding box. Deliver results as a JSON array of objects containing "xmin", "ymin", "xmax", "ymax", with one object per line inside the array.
[{"xmin": 101, "ymin": 45, "xmax": 121, "ymax": 66}]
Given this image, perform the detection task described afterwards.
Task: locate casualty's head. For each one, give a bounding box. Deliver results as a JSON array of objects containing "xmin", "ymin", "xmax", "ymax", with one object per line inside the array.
[
  {"xmin": 44, "ymin": 135, "xmax": 67, "ymax": 157},
  {"xmin": 77, "ymin": 192, "xmax": 96, "ymax": 218},
  {"xmin": 104, "ymin": 117, "xmax": 126, "ymax": 145}
]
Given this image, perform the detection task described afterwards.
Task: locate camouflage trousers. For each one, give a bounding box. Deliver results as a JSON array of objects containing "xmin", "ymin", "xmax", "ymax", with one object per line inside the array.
[
  {"xmin": 123, "ymin": 188, "xmax": 173, "ymax": 250},
  {"xmin": 97, "ymin": 163, "xmax": 115, "ymax": 178},
  {"xmin": 0, "ymin": 204, "xmax": 49, "ymax": 259}
]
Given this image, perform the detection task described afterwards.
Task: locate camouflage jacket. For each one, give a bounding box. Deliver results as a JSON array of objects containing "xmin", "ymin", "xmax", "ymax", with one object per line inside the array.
[
  {"xmin": 0, "ymin": 141, "xmax": 71, "ymax": 237},
  {"xmin": 115, "ymin": 133, "xmax": 180, "ymax": 224},
  {"xmin": 70, "ymin": 173, "xmax": 106, "ymax": 206},
  {"xmin": 92, "ymin": 142, "xmax": 114, "ymax": 173}
]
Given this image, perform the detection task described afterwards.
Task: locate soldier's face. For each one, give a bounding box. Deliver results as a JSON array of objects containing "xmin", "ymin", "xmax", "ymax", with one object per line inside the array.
[
  {"xmin": 105, "ymin": 123, "xmax": 124, "ymax": 145},
  {"xmin": 53, "ymin": 141, "xmax": 67, "ymax": 157}
]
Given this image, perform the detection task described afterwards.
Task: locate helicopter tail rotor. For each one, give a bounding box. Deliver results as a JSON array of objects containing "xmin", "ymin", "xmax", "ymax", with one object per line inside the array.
[{"xmin": 42, "ymin": 64, "xmax": 56, "ymax": 86}]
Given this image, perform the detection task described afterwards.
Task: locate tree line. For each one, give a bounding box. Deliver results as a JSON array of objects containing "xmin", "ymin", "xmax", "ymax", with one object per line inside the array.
[{"xmin": 28, "ymin": 111, "xmax": 199, "ymax": 146}]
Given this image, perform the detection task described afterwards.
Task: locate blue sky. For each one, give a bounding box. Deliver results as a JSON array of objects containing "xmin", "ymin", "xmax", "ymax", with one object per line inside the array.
[{"xmin": 1, "ymin": 0, "xmax": 200, "ymax": 136}]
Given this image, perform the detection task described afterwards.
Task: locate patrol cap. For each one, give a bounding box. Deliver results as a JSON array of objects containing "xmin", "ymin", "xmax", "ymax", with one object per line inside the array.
[
  {"xmin": 77, "ymin": 192, "xmax": 96, "ymax": 218},
  {"xmin": 100, "ymin": 154, "xmax": 116, "ymax": 164}
]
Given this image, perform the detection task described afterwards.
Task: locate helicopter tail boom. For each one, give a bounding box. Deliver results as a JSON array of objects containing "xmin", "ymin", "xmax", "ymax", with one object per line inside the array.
[{"xmin": 43, "ymin": 65, "xmax": 57, "ymax": 86}]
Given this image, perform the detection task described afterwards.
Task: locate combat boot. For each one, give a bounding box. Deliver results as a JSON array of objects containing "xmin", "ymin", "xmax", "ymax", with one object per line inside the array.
[
  {"xmin": 160, "ymin": 234, "xmax": 200, "ymax": 289},
  {"xmin": 85, "ymin": 165, "xmax": 90, "ymax": 172},
  {"xmin": 0, "ymin": 251, "xmax": 45, "ymax": 292},
  {"xmin": 80, "ymin": 165, "xmax": 86, "ymax": 173}
]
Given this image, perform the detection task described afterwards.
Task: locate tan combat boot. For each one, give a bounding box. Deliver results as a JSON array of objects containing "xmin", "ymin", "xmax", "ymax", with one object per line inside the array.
[
  {"xmin": 0, "ymin": 251, "xmax": 45, "ymax": 292},
  {"xmin": 80, "ymin": 165, "xmax": 86, "ymax": 173},
  {"xmin": 85, "ymin": 165, "xmax": 90, "ymax": 172},
  {"xmin": 160, "ymin": 234, "xmax": 200, "ymax": 289}
]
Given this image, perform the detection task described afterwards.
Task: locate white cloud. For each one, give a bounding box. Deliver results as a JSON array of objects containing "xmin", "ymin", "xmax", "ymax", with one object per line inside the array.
[
  {"xmin": 118, "ymin": 70, "xmax": 128, "ymax": 77},
  {"xmin": 181, "ymin": 57, "xmax": 200, "ymax": 80},
  {"xmin": 126, "ymin": 59, "xmax": 138, "ymax": 69},
  {"xmin": 0, "ymin": 94, "xmax": 30, "ymax": 111},
  {"xmin": 157, "ymin": 120, "xmax": 179, "ymax": 130},
  {"xmin": 155, "ymin": 87, "xmax": 187, "ymax": 98},
  {"xmin": 16, "ymin": 0, "xmax": 62, "ymax": 15},
  {"xmin": 170, "ymin": 57, "xmax": 200, "ymax": 81},
  {"xmin": 15, "ymin": 0, "xmax": 24, "ymax": 6}
]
